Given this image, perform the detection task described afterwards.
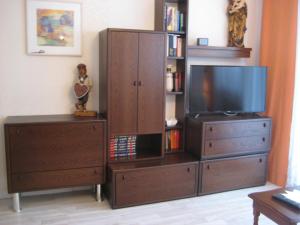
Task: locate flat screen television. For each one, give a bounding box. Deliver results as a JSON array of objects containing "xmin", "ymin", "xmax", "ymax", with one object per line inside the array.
[{"xmin": 189, "ymin": 65, "xmax": 267, "ymax": 115}]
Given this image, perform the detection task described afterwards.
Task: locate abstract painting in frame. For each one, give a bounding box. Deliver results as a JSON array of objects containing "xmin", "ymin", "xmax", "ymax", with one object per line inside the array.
[{"xmin": 27, "ymin": 0, "xmax": 81, "ymax": 56}]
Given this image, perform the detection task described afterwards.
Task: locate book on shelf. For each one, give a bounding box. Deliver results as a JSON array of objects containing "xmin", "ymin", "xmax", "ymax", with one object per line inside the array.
[
  {"xmin": 110, "ymin": 135, "xmax": 137, "ymax": 159},
  {"xmin": 165, "ymin": 129, "xmax": 181, "ymax": 152},
  {"xmin": 165, "ymin": 4, "xmax": 184, "ymax": 32},
  {"xmin": 168, "ymin": 34, "xmax": 184, "ymax": 57}
]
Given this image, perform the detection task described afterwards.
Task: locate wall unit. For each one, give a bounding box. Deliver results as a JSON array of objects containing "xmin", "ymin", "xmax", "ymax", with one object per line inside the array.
[
  {"xmin": 99, "ymin": 29, "xmax": 166, "ymax": 162},
  {"xmin": 4, "ymin": 115, "xmax": 106, "ymax": 211},
  {"xmin": 186, "ymin": 116, "xmax": 272, "ymax": 195},
  {"xmin": 155, "ymin": 0, "xmax": 189, "ymax": 153}
]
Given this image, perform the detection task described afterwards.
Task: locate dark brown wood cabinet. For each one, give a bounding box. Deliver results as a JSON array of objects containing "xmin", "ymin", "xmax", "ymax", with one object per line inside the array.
[
  {"xmin": 4, "ymin": 115, "xmax": 106, "ymax": 193},
  {"xmin": 106, "ymin": 153, "xmax": 199, "ymax": 208},
  {"xmin": 186, "ymin": 115, "xmax": 272, "ymax": 195},
  {"xmin": 199, "ymin": 154, "xmax": 267, "ymax": 194},
  {"xmin": 186, "ymin": 116, "xmax": 272, "ymax": 159},
  {"xmin": 99, "ymin": 29, "xmax": 166, "ymax": 136}
]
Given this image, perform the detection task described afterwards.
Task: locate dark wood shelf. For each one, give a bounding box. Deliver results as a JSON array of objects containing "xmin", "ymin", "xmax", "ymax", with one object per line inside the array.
[
  {"xmin": 167, "ymin": 56, "xmax": 185, "ymax": 60},
  {"xmin": 167, "ymin": 31, "xmax": 186, "ymax": 35},
  {"xmin": 187, "ymin": 46, "xmax": 252, "ymax": 58},
  {"xmin": 166, "ymin": 91, "xmax": 184, "ymax": 95},
  {"xmin": 165, "ymin": 124, "xmax": 183, "ymax": 130},
  {"xmin": 109, "ymin": 151, "xmax": 162, "ymax": 163},
  {"xmin": 165, "ymin": 149, "xmax": 184, "ymax": 154},
  {"xmin": 109, "ymin": 152, "xmax": 198, "ymax": 171}
]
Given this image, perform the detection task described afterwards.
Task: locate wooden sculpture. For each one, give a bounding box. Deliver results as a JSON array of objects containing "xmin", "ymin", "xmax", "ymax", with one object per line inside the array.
[
  {"xmin": 228, "ymin": 0, "xmax": 247, "ymax": 48},
  {"xmin": 74, "ymin": 64, "xmax": 96, "ymax": 117}
]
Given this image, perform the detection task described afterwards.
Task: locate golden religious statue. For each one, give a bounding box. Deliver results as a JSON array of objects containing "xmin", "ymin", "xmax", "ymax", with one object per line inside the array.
[{"xmin": 228, "ymin": 0, "xmax": 247, "ymax": 48}]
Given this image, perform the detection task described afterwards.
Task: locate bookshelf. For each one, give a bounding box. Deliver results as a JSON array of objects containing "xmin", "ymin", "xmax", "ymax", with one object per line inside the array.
[{"xmin": 155, "ymin": 0, "xmax": 189, "ymax": 154}]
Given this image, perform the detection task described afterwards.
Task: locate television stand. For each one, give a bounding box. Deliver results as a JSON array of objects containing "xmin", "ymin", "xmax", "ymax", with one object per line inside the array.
[{"xmin": 186, "ymin": 115, "xmax": 272, "ymax": 195}]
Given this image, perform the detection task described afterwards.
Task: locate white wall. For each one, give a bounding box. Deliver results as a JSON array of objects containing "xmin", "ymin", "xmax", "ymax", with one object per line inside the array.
[{"xmin": 0, "ymin": 0, "xmax": 263, "ymax": 199}]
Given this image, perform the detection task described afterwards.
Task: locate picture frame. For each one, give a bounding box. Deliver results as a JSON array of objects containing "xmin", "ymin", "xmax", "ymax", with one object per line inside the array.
[{"xmin": 26, "ymin": 0, "xmax": 82, "ymax": 56}]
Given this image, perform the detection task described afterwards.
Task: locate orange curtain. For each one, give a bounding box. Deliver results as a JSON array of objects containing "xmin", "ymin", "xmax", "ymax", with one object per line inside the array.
[{"xmin": 260, "ymin": 0, "xmax": 298, "ymax": 186}]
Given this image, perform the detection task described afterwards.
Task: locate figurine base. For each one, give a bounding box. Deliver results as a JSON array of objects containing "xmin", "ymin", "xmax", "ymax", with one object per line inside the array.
[{"xmin": 74, "ymin": 111, "xmax": 97, "ymax": 117}]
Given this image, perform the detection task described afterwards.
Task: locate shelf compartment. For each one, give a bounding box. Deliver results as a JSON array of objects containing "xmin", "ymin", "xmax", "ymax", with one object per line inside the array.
[
  {"xmin": 109, "ymin": 134, "xmax": 163, "ymax": 162},
  {"xmin": 187, "ymin": 46, "xmax": 252, "ymax": 58}
]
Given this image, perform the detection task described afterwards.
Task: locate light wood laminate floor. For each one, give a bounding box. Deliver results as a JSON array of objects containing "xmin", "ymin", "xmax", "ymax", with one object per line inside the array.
[{"xmin": 0, "ymin": 183, "xmax": 279, "ymax": 225}]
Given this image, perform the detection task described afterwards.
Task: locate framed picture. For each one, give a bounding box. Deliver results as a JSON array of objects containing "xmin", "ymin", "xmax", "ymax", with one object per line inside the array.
[{"xmin": 26, "ymin": 0, "xmax": 82, "ymax": 56}]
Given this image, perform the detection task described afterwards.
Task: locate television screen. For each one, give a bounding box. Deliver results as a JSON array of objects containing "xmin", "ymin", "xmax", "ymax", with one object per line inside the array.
[{"xmin": 189, "ymin": 66, "xmax": 267, "ymax": 114}]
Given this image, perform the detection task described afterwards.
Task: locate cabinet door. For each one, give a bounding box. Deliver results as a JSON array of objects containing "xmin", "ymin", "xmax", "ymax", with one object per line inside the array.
[
  {"xmin": 110, "ymin": 31, "xmax": 139, "ymax": 135},
  {"xmin": 137, "ymin": 33, "xmax": 165, "ymax": 134},
  {"xmin": 115, "ymin": 164, "xmax": 197, "ymax": 208},
  {"xmin": 200, "ymin": 154, "xmax": 267, "ymax": 194}
]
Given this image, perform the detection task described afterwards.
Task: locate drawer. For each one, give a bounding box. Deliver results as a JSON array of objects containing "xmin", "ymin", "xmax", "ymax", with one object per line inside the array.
[
  {"xmin": 8, "ymin": 122, "xmax": 105, "ymax": 173},
  {"xmin": 203, "ymin": 135, "xmax": 270, "ymax": 158},
  {"xmin": 200, "ymin": 154, "xmax": 267, "ymax": 194},
  {"xmin": 204, "ymin": 119, "xmax": 271, "ymax": 140},
  {"xmin": 10, "ymin": 167, "xmax": 104, "ymax": 193},
  {"xmin": 114, "ymin": 163, "xmax": 198, "ymax": 208}
]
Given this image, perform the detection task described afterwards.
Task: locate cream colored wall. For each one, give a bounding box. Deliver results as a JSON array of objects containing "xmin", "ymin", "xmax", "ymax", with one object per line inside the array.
[{"xmin": 0, "ymin": 0, "xmax": 263, "ymax": 199}]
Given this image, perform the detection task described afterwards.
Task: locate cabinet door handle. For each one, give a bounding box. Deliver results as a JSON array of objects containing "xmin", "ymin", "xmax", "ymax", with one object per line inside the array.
[
  {"xmin": 133, "ymin": 81, "xmax": 137, "ymax": 86},
  {"xmin": 262, "ymin": 137, "xmax": 266, "ymax": 142},
  {"xmin": 206, "ymin": 165, "xmax": 210, "ymax": 170},
  {"xmin": 209, "ymin": 142, "xmax": 213, "ymax": 148},
  {"xmin": 263, "ymin": 123, "xmax": 267, "ymax": 128},
  {"xmin": 94, "ymin": 170, "xmax": 98, "ymax": 175},
  {"xmin": 209, "ymin": 127, "xmax": 213, "ymax": 132},
  {"xmin": 187, "ymin": 167, "xmax": 190, "ymax": 173},
  {"xmin": 138, "ymin": 81, "xmax": 142, "ymax": 86},
  {"xmin": 122, "ymin": 175, "xmax": 125, "ymax": 181},
  {"xmin": 259, "ymin": 158, "xmax": 263, "ymax": 163}
]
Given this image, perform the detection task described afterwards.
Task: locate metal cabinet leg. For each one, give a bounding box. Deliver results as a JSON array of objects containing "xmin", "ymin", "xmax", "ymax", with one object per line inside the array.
[
  {"xmin": 96, "ymin": 184, "xmax": 101, "ymax": 202},
  {"xmin": 13, "ymin": 193, "xmax": 21, "ymax": 212}
]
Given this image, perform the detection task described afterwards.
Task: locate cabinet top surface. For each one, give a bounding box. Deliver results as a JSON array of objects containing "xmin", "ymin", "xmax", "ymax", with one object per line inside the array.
[
  {"xmin": 103, "ymin": 28, "xmax": 166, "ymax": 35},
  {"xmin": 5, "ymin": 114, "xmax": 106, "ymax": 125},
  {"xmin": 188, "ymin": 114, "xmax": 271, "ymax": 123},
  {"xmin": 109, "ymin": 152, "xmax": 198, "ymax": 171}
]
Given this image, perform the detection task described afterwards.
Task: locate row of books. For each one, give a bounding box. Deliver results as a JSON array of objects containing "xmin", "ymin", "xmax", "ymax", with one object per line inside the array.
[
  {"xmin": 165, "ymin": 4, "xmax": 184, "ymax": 32},
  {"xmin": 168, "ymin": 34, "xmax": 184, "ymax": 57},
  {"xmin": 165, "ymin": 129, "xmax": 181, "ymax": 152},
  {"xmin": 169, "ymin": 72, "xmax": 184, "ymax": 92},
  {"xmin": 110, "ymin": 136, "xmax": 137, "ymax": 159}
]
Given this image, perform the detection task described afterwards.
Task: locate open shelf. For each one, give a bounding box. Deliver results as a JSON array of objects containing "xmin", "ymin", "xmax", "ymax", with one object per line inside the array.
[
  {"xmin": 167, "ymin": 31, "xmax": 186, "ymax": 35},
  {"xmin": 166, "ymin": 91, "xmax": 184, "ymax": 95},
  {"xmin": 187, "ymin": 46, "xmax": 252, "ymax": 58},
  {"xmin": 165, "ymin": 148, "xmax": 184, "ymax": 154},
  {"xmin": 109, "ymin": 133, "xmax": 163, "ymax": 162},
  {"xmin": 165, "ymin": 124, "xmax": 183, "ymax": 130},
  {"xmin": 167, "ymin": 56, "xmax": 185, "ymax": 60}
]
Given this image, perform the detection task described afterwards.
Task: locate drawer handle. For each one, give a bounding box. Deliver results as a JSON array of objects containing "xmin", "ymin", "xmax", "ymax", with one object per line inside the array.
[
  {"xmin": 122, "ymin": 175, "xmax": 125, "ymax": 181},
  {"xmin": 263, "ymin": 123, "xmax": 267, "ymax": 128},
  {"xmin": 262, "ymin": 137, "xmax": 266, "ymax": 142},
  {"xmin": 94, "ymin": 170, "xmax": 98, "ymax": 175},
  {"xmin": 206, "ymin": 165, "xmax": 210, "ymax": 170},
  {"xmin": 16, "ymin": 129, "xmax": 21, "ymax": 135},
  {"xmin": 187, "ymin": 167, "xmax": 190, "ymax": 173},
  {"xmin": 259, "ymin": 158, "xmax": 263, "ymax": 163},
  {"xmin": 209, "ymin": 142, "xmax": 213, "ymax": 148},
  {"xmin": 93, "ymin": 125, "xmax": 97, "ymax": 131},
  {"xmin": 133, "ymin": 81, "xmax": 137, "ymax": 86},
  {"xmin": 209, "ymin": 127, "xmax": 213, "ymax": 132}
]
